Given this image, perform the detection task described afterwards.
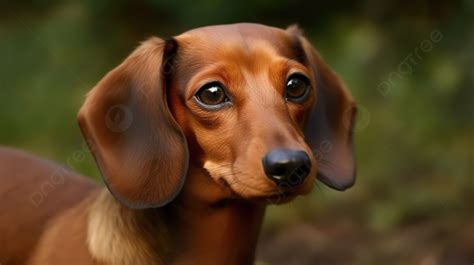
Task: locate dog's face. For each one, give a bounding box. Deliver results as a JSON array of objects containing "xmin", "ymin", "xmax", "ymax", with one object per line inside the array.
[
  {"xmin": 78, "ymin": 23, "xmax": 356, "ymax": 208},
  {"xmin": 169, "ymin": 25, "xmax": 318, "ymax": 202}
]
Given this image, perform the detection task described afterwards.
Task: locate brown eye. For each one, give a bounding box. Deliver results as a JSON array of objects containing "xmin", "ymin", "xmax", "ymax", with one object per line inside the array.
[
  {"xmin": 286, "ymin": 74, "xmax": 310, "ymax": 102},
  {"xmin": 195, "ymin": 82, "xmax": 229, "ymax": 107}
]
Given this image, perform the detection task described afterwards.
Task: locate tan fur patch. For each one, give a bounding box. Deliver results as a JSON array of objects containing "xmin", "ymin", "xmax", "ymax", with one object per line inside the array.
[
  {"xmin": 87, "ymin": 190, "xmax": 168, "ymax": 265},
  {"xmin": 203, "ymin": 160, "xmax": 233, "ymax": 181}
]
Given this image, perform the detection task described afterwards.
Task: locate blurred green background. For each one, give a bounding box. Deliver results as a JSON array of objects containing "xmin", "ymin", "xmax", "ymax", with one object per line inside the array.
[{"xmin": 1, "ymin": 1, "xmax": 472, "ymax": 264}]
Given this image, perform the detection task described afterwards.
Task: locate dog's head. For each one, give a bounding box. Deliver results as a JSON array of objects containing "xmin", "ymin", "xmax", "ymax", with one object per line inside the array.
[{"xmin": 78, "ymin": 23, "xmax": 356, "ymax": 208}]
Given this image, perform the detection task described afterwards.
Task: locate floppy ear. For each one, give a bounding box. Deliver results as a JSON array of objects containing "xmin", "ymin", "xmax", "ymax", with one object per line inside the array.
[
  {"xmin": 292, "ymin": 29, "xmax": 357, "ymax": 191},
  {"xmin": 77, "ymin": 38, "xmax": 188, "ymax": 208}
]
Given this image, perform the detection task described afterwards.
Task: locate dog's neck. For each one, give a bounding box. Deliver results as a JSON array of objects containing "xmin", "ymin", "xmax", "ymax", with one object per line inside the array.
[
  {"xmin": 87, "ymin": 167, "xmax": 266, "ymax": 265},
  {"xmin": 167, "ymin": 198, "xmax": 265, "ymax": 265}
]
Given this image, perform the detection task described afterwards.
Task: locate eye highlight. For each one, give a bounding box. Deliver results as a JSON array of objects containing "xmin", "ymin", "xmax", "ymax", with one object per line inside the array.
[
  {"xmin": 285, "ymin": 73, "xmax": 311, "ymax": 102},
  {"xmin": 194, "ymin": 82, "xmax": 230, "ymax": 108}
]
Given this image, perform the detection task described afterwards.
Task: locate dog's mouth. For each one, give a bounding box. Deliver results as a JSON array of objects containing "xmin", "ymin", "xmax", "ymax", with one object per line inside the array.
[
  {"xmin": 216, "ymin": 178, "xmax": 298, "ymax": 205},
  {"xmin": 250, "ymin": 191, "xmax": 297, "ymax": 204}
]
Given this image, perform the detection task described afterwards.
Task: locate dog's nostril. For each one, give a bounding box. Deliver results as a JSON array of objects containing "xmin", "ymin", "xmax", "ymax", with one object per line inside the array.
[
  {"xmin": 270, "ymin": 164, "xmax": 288, "ymax": 178},
  {"xmin": 262, "ymin": 148, "xmax": 311, "ymax": 188}
]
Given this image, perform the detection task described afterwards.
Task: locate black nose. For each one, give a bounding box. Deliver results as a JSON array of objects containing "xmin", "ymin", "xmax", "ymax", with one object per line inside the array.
[{"xmin": 262, "ymin": 149, "xmax": 311, "ymax": 188}]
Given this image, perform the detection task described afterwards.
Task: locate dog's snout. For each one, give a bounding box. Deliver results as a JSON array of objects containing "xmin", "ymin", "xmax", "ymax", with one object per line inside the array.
[{"xmin": 262, "ymin": 149, "xmax": 311, "ymax": 188}]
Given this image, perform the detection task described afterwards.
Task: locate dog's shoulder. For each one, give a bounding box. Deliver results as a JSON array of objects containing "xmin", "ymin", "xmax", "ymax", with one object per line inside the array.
[
  {"xmin": 0, "ymin": 146, "xmax": 98, "ymax": 265},
  {"xmin": 0, "ymin": 146, "xmax": 98, "ymax": 208}
]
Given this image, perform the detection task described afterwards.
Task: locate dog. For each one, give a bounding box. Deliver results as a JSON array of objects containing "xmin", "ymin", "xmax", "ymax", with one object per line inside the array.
[{"xmin": 0, "ymin": 23, "xmax": 356, "ymax": 265}]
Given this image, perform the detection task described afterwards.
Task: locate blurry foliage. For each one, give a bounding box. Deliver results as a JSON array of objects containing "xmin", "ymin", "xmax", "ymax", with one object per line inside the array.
[{"xmin": 0, "ymin": 0, "xmax": 473, "ymax": 263}]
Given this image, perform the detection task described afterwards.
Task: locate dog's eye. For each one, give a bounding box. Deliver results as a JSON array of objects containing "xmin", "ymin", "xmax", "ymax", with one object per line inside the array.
[
  {"xmin": 195, "ymin": 82, "xmax": 229, "ymax": 106},
  {"xmin": 285, "ymin": 74, "xmax": 311, "ymax": 102}
]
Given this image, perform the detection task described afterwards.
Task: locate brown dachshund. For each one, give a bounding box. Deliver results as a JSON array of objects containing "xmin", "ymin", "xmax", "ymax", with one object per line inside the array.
[{"xmin": 0, "ymin": 23, "xmax": 356, "ymax": 265}]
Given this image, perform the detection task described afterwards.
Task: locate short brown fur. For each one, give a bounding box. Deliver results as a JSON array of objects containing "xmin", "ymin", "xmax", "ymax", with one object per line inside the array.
[{"xmin": 0, "ymin": 23, "xmax": 356, "ymax": 265}]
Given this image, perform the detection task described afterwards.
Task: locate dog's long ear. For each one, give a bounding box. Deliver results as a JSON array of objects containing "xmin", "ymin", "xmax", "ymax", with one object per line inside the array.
[
  {"xmin": 78, "ymin": 38, "xmax": 188, "ymax": 208},
  {"xmin": 289, "ymin": 27, "xmax": 357, "ymax": 191}
]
